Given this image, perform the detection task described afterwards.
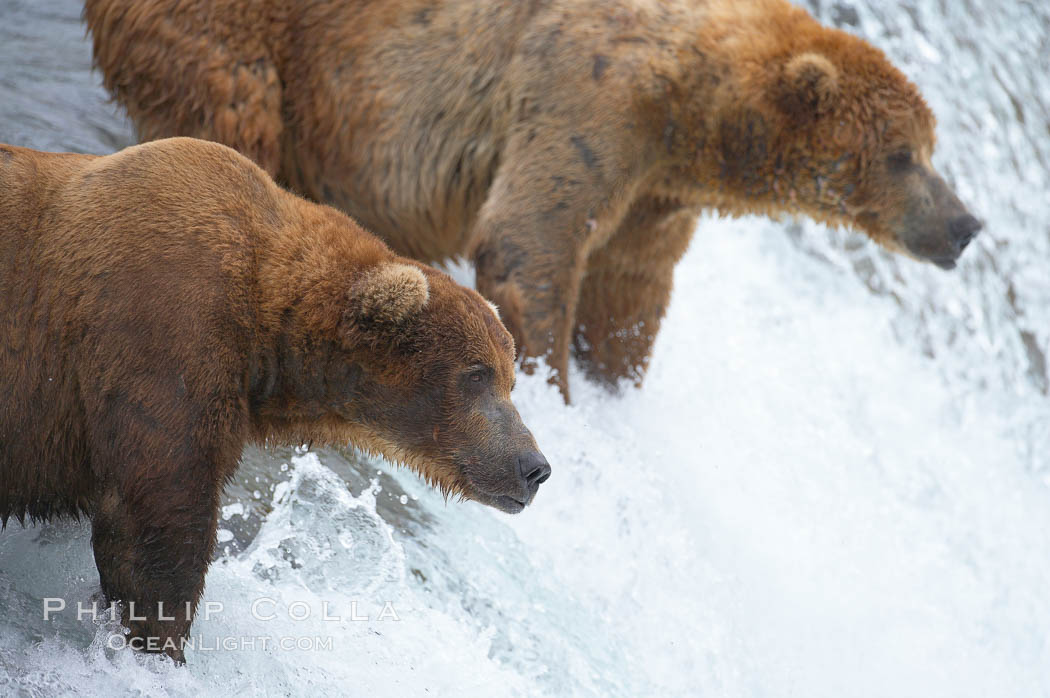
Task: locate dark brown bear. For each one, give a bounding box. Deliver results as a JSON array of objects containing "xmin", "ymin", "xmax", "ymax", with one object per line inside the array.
[
  {"xmin": 0, "ymin": 137, "xmax": 550, "ymax": 662},
  {"xmin": 85, "ymin": 0, "xmax": 982, "ymax": 400}
]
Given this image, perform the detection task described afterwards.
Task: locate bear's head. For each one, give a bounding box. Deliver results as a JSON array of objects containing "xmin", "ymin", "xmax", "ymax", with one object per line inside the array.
[
  {"xmin": 331, "ymin": 261, "xmax": 551, "ymax": 514},
  {"xmin": 721, "ymin": 29, "xmax": 981, "ymax": 269}
]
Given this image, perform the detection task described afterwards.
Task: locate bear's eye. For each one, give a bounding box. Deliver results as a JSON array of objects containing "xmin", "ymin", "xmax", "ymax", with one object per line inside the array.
[
  {"xmin": 464, "ymin": 365, "xmax": 491, "ymax": 388},
  {"xmin": 887, "ymin": 149, "xmax": 913, "ymax": 172}
]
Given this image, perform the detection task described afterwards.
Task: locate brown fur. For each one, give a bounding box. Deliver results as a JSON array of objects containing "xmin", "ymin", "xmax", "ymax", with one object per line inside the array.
[
  {"xmin": 84, "ymin": 0, "xmax": 982, "ymax": 400},
  {"xmin": 0, "ymin": 138, "xmax": 549, "ymax": 661}
]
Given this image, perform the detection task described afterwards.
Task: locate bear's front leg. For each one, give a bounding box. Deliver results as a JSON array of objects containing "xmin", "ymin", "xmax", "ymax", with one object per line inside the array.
[
  {"xmin": 471, "ymin": 130, "xmax": 634, "ymax": 402},
  {"xmin": 574, "ymin": 201, "xmax": 698, "ymax": 388},
  {"xmin": 90, "ymin": 450, "xmax": 228, "ymax": 663}
]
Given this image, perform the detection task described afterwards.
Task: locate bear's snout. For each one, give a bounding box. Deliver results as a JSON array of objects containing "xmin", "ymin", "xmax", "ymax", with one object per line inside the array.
[
  {"xmin": 949, "ymin": 213, "xmax": 982, "ymax": 252},
  {"xmin": 923, "ymin": 212, "xmax": 982, "ymax": 270},
  {"xmin": 518, "ymin": 450, "xmax": 552, "ymax": 499},
  {"xmin": 472, "ymin": 447, "xmax": 551, "ymax": 515},
  {"xmin": 892, "ymin": 170, "xmax": 982, "ymax": 270}
]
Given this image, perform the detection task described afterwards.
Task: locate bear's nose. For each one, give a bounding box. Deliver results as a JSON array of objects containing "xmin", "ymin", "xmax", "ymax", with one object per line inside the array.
[
  {"xmin": 949, "ymin": 214, "xmax": 982, "ymax": 250},
  {"xmin": 518, "ymin": 451, "xmax": 551, "ymax": 491}
]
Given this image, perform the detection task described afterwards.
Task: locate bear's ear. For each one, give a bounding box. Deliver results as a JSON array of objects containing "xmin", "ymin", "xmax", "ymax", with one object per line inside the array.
[
  {"xmin": 777, "ymin": 52, "xmax": 840, "ymax": 120},
  {"xmin": 349, "ymin": 262, "xmax": 430, "ymax": 326}
]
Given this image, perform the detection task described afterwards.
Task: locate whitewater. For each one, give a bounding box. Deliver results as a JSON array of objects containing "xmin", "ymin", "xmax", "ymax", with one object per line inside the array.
[{"xmin": 1, "ymin": 1, "xmax": 1048, "ymax": 696}]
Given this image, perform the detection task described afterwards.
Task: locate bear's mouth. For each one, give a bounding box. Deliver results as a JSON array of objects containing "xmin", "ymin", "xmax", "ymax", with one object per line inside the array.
[
  {"xmin": 899, "ymin": 240, "xmax": 960, "ymax": 270},
  {"xmin": 492, "ymin": 495, "xmax": 528, "ymax": 514},
  {"xmin": 468, "ymin": 489, "xmax": 530, "ymax": 514}
]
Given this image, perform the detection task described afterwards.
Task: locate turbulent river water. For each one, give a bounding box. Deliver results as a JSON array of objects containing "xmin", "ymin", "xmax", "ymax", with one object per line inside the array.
[{"xmin": 1, "ymin": 1, "xmax": 1048, "ymax": 696}]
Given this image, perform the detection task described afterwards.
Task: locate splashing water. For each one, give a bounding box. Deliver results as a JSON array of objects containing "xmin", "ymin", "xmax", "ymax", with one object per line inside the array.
[{"xmin": 1, "ymin": 1, "xmax": 1048, "ymax": 696}]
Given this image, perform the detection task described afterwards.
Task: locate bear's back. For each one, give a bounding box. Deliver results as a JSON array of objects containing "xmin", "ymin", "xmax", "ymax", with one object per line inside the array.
[
  {"xmin": 1, "ymin": 138, "xmax": 292, "ymax": 271},
  {"xmin": 72, "ymin": 138, "xmax": 291, "ymax": 255}
]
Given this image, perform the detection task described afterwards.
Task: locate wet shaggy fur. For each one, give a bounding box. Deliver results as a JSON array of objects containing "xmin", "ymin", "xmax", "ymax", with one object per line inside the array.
[
  {"xmin": 85, "ymin": 0, "xmax": 982, "ymax": 401},
  {"xmin": 0, "ymin": 138, "xmax": 548, "ymax": 661}
]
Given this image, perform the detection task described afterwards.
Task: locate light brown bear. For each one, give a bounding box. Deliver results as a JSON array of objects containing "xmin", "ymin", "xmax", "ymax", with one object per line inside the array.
[
  {"xmin": 85, "ymin": 0, "xmax": 982, "ymax": 400},
  {"xmin": 0, "ymin": 137, "xmax": 550, "ymax": 662}
]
